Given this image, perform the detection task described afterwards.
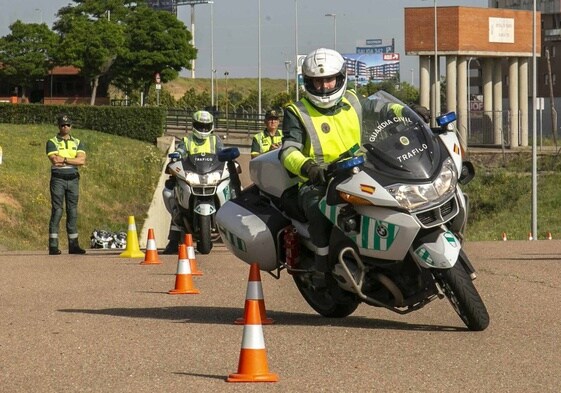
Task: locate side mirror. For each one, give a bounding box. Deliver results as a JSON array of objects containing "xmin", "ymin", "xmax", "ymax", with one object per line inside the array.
[{"xmin": 459, "ymin": 161, "xmax": 475, "ymax": 185}]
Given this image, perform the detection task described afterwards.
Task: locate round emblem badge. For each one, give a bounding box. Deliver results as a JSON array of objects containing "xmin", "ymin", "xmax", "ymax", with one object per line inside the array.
[
  {"xmin": 376, "ymin": 224, "xmax": 388, "ymax": 238},
  {"xmin": 321, "ymin": 123, "xmax": 331, "ymax": 133},
  {"xmin": 400, "ymin": 136, "xmax": 410, "ymax": 146}
]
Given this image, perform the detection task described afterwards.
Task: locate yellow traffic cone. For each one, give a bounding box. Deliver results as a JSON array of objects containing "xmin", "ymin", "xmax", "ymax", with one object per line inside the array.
[{"xmin": 120, "ymin": 216, "xmax": 145, "ymax": 258}]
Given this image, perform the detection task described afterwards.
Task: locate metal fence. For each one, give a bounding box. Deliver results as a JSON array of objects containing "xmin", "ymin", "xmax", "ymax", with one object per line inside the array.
[{"xmin": 166, "ymin": 109, "xmax": 268, "ymax": 138}]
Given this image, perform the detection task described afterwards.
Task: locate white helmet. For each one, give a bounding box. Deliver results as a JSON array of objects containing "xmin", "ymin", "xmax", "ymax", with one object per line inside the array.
[
  {"xmin": 302, "ymin": 48, "xmax": 347, "ymax": 109},
  {"xmin": 192, "ymin": 110, "xmax": 214, "ymax": 140}
]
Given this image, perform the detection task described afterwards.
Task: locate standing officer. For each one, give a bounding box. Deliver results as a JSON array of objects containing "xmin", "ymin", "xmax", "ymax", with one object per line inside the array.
[
  {"xmin": 250, "ymin": 109, "xmax": 283, "ymax": 159},
  {"xmin": 46, "ymin": 114, "xmax": 87, "ymax": 255}
]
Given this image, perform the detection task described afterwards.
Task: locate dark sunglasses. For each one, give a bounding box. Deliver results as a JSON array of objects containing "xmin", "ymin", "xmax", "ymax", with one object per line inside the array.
[{"xmin": 60, "ymin": 124, "xmax": 72, "ymax": 127}]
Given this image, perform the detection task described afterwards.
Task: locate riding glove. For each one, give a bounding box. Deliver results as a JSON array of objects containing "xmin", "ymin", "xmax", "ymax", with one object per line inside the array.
[{"xmin": 302, "ymin": 161, "xmax": 326, "ymax": 186}]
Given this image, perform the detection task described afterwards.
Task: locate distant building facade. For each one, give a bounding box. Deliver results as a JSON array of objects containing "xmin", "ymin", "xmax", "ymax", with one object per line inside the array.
[
  {"xmin": 0, "ymin": 66, "xmax": 110, "ymax": 105},
  {"xmin": 490, "ymin": 0, "xmax": 561, "ymax": 98}
]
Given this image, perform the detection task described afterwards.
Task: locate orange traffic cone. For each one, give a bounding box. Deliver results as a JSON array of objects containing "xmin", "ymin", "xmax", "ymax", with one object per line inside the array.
[
  {"xmin": 547, "ymin": 231, "xmax": 553, "ymax": 240},
  {"xmin": 168, "ymin": 244, "xmax": 200, "ymax": 295},
  {"xmin": 235, "ymin": 263, "xmax": 273, "ymax": 325},
  {"xmin": 119, "ymin": 216, "xmax": 145, "ymax": 258},
  {"xmin": 140, "ymin": 228, "xmax": 161, "ymax": 265},
  {"xmin": 227, "ymin": 299, "xmax": 279, "ymax": 383},
  {"xmin": 528, "ymin": 232, "xmax": 534, "ymax": 241},
  {"xmin": 184, "ymin": 234, "xmax": 202, "ymax": 276},
  {"xmin": 501, "ymin": 232, "xmax": 507, "ymax": 241}
]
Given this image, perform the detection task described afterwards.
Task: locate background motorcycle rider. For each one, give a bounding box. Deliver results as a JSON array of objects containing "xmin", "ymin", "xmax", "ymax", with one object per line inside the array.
[
  {"xmin": 162, "ymin": 110, "xmax": 224, "ymax": 254},
  {"xmin": 250, "ymin": 109, "xmax": 283, "ymax": 159},
  {"xmin": 279, "ymin": 48, "xmax": 430, "ymax": 272}
]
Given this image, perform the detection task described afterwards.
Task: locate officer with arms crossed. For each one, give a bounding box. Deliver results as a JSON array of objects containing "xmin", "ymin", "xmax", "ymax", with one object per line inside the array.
[
  {"xmin": 46, "ymin": 114, "xmax": 87, "ymax": 255},
  {"xmin": 280, "ymin": 48, "xmax": 429, "ymax": 272},
  {"xmin": 162, "ymin": 110, "xmax": 224, "ymax": 254},
  {"xmin": 250, "ymin": 109, "xmax": 283, "ymax": 159}
]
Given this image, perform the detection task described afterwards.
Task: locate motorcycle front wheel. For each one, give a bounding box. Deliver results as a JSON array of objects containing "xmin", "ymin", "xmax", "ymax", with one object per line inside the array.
[
  {"xmin": 293, "ymin": 273, "xmax": 360, "ymax": 318},
  {"xmin": 197, "ymin": 215, "xmax": 213, "ymax": 254},
  {"xmin": 434, "ymin": 260, "xmax": 490, "ymax": 331}
]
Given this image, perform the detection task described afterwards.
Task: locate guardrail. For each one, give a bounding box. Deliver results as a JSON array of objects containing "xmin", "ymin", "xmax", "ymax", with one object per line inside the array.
[{"xmin": 166, "ymin": 109, "xmax": 275, "ymax": 137}]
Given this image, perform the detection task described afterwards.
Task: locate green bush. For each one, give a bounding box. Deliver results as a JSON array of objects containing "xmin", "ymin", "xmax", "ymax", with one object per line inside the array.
[{"xmin": 0, "ymin": 103, "xmax": 166, "ymax": 143}]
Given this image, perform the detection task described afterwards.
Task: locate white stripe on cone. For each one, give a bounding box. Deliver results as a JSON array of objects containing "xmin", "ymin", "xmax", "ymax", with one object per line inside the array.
[
  {"xmin": 176, "ymin": 258, "xmax": 192, "ymax": 274},
  {"xmin": 240, "ymin": 325, "xmax": 266, "ymax": 349},
  {"xmin": 246, "ymin": 281, "xmax": 264, "ymax": 300}
]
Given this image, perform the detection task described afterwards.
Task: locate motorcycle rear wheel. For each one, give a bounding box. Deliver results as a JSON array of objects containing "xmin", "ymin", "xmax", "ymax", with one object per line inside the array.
[
  {"xmin": 293, "ymin": 273, "xmax": 360, "ymax": 318},
  {"xmin": 435, "ymin": 260, "xmax": 490, "ymax": 331},
  {"xmin": 197, "ymin": 215, "xmax": 213, "ymax": 254}
]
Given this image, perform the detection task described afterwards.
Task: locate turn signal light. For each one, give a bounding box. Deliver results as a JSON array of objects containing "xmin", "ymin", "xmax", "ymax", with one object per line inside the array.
[{"xmin": 339, "ymin": 191, "xmax": 372, "ymax": 206}]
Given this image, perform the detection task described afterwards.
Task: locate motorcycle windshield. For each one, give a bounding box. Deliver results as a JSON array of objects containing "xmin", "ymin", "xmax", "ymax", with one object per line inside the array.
[
  {"xmin": 360, "ymin": 91, "xmax": 441, "ymax": 183},
  {"xmin": 182, "ymin": 153, "xmax": 223, "ymax": 175}
]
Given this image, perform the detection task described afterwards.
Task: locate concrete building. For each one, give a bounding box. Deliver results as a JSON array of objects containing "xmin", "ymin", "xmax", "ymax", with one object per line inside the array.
[{"xmin": 405, "ymin": 6, "xmax": 541, "ymax": 149}]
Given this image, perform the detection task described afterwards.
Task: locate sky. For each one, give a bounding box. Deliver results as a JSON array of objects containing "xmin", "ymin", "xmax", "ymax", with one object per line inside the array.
[{"xmin": 0, "ymin": 0, "xmax": 489, "ymax": 84}]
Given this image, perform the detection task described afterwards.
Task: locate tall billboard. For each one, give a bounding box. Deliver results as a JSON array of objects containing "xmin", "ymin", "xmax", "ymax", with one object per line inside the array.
[
  {"xmin": 343, "ymin": 53, "xmax": 400, "ymax": 86},
  {"xmin": 348, "ymin": 38, "xmax": 400, "ymax": 85}
]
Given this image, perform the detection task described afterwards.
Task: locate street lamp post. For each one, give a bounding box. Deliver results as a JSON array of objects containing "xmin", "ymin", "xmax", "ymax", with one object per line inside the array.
[
  {"xmin": 258, "ymin": 0, "xmax": 262, "ymax": 117},
  {"xmin": 467, "ymin": 57, "xmax": 474, "ymax": 138},
  {"xmin": 531, "ymin": 0, "xmax": 537, "ymax": 239},
  {"xmin": 212, "ymin": 69, "xmax": 217, "ymax": 111},
  {"xmin": 432, "ymin": 0, "xmax": 438, "ymax": 127},
  {"xmin": 210, "ymin": 1, "xmax": 214, "ymax": 108},
  {"xmin": 324, "ymin": 13, "xmax": 337, "ymax": 50},
  {"xmin": 295, "ymin": 0, "xmax": 299, "ymax": 101},
  {"xmin": 180, "ymin": 1, "xmax": 213, "ymax": 79},
  {"xmin": 284, "ymin": 61, "xmax": 292, "ymax": 95},
  {"xmin": 224, "ymin": 71, "xmax": 230, "ymax": 131}
]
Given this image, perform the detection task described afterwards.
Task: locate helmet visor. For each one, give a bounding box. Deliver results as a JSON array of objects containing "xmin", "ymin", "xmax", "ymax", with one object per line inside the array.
[
  {"xmin": 304, "ymin": 72, "xmax": 346, "ymax": 98},
  {"xmin": 193, "ymin": 121, "xmax": 213, "ymax": 133}
]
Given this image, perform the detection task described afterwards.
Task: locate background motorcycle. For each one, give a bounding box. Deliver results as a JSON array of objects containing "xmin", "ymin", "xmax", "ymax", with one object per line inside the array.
[
  {"xmin": 167, "ymin": 151, "xmax": 237, "ymax": 254},
  {"xmin": 217, "ymin": 91, "xmax": 489, "ymax": 331}
]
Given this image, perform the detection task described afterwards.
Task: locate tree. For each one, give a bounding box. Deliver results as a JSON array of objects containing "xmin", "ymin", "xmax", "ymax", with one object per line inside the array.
[
  {"xmin": 0, "ymin": 21, "xmax": 58, "ymax": 99},
  {"xmin": 111, "ymin": 3, "xmax": 196, "ymax": 102},
  {"xmin": 53, "ymin": 1, "xmax": 127, "ymax": 105}
]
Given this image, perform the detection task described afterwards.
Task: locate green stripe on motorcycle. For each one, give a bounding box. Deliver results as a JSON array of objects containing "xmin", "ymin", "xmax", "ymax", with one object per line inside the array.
[{"xmin": 359, "ymin": 217, "xmax": 399, "ymax": 251}]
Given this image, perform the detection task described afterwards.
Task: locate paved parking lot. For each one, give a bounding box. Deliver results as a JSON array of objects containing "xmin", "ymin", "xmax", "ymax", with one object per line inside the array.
[{"xmin": 1, "ymin": 239, "xmax": 560, "ymax": 392}]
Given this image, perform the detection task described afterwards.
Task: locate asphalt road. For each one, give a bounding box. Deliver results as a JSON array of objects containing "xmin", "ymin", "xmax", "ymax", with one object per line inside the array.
[{"xmin": 1, "ymin": 240, "xmax": 560, "ymax": 392}]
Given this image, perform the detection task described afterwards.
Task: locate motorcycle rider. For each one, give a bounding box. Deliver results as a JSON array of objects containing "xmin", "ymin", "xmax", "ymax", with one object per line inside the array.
[
  {"xmin": 250, "ymin": 109, "xmax": 283, "ymax": 159},
  {"xmin": 279, "ymin": 48, "xmax": 430, "ymax": 272},
  {"xmin": 162, "ymin": 110, "xmax": 224, "ymax": 254}
]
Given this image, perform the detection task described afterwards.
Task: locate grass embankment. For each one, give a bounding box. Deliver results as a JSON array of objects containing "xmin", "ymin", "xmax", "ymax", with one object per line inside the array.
[
  {"xmin": 163, "ymin": 77, "xmax": 287, "ymax": 99},
  {"xmin": 464, "ymin": 150, "xmax": 561, "ymax": 241},
  {"xmin": 0, "ymin": 124, "xmax": 164, "ymax": 251}
]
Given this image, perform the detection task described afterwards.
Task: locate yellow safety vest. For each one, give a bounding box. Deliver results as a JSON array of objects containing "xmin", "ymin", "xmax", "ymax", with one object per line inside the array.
[
  {"xmin": 183, "ymin": 135, "xmax": 218, "ymax": 155},
  {"xmin": 48, "ymin": 136, "xmax": 82, "ymax": 159},
  {"xmin": 251, "ymin": 130, "xmax": 283, "ymax": 157},
  {"xmin": 286, "ymin": 91, "xmax": 361, "ymax": 166}
]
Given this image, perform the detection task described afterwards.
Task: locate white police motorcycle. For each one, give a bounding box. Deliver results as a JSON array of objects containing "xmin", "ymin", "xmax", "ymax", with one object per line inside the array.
[
  {"xmin": 166, "ymin": 150, "xmax": 238, "ymax": 254},
  {"xmin": 216, "ymin": 91, "xmax": 489, "ymax": 331}
]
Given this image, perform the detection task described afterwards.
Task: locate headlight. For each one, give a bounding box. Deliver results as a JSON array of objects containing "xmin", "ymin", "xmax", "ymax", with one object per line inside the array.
[
  {"xmin": 185, "ymin": 171, "xmax": 222, "ymax": 186},
  {"xmin": 386, "ymin": 158, "xmax": 457, "ymax": 210}
]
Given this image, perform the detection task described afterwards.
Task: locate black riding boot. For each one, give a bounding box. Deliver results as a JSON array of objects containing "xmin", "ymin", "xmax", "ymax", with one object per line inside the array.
[
  {"xmin": 69, "ymin": 238, "xmax": 86, "ymax": 254},
  {"xmin": 162, "ymin": 230, "xmax": 181, "ymax": 255},
  {"xmin": 49, "ymin": 238, "xmax": 61, "ymax": 255}
]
